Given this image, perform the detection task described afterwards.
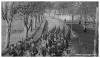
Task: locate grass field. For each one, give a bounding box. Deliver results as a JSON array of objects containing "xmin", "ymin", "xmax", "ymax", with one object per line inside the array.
[{"xmin": 70, "ymin": 24, "xmax": 96, "ymax": 54}]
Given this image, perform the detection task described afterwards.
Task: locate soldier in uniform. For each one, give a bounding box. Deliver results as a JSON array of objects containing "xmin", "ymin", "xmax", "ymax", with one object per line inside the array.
[
  {"xmin": 29, "ymin": 43, "xmax": 38, "ymax": 56},
  {"xmin": 9, "ymin": 44, "xmax": 17, "ymax": 56},
  {"xmin": 15, "ymin": 41, "xmax": 25, "ymax": 56}
]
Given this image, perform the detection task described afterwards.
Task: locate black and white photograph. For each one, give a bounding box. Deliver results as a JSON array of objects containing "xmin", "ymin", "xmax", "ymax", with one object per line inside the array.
[{"xmin": 1, "ymin": 1, "xmax": 99, "ymax": 57}]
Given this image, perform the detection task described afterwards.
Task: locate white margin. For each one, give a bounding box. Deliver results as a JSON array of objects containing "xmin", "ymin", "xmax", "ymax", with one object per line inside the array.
[{"xmin": 0, "ymin": 0, "xmax": 99, "ymax": 58}]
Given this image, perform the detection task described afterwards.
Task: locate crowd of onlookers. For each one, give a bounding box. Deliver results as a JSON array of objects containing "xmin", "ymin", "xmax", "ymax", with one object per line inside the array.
[{"xmin": 3, "ymin": 26, "xmax": 72, "ymax": 56}]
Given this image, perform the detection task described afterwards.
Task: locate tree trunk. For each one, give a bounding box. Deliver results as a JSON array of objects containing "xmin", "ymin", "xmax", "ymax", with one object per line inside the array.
[
  {"xmin": 6, "ymin": 23, "xmax": 11, "ymax": 48},
  {"xmin": 2, "ymin": 23, "xmax": 12, "ymax": 55},
  {"xmin": 30, "ymin": 19, "xmax": 33, "ymax": 31},
  {"xmin": 72, "ymin": 14, "xmax": 74, "ymax": 23},
  {"xmin": 79, "ymin": 15, "xmax": 82, "ymax": 24},
  {"xmin": 83, "ymin": 15, "xmax": 87, "ymax": 32},
  {"xmin": 35, "ymin": 15, "xmax": 37, "ymax": 28},
  {"xmin": 41, "ymin": 15, "xmax": 43, "ymax": 23},
  {"xmin": 26, "ymin": 29, "xmax": 28, "ymax": 39}
]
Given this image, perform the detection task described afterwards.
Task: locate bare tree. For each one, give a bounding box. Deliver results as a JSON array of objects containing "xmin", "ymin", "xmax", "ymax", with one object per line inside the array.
[
  {"xmin": 17, "ymin": 2, "xmax": 48, "ymax": 39},
  {"xmin": 2, "ymin": 2, "xmax": 17, "ymax": 48}
]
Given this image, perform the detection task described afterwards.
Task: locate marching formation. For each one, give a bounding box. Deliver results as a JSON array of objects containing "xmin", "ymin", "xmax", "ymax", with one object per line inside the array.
[{"xmin": 3, "ymin": 25, "xmax": 72, "ymax": 56}]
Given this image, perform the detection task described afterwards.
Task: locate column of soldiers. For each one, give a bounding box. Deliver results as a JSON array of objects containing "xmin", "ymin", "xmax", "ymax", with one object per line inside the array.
[
  {"xmin": 5, "ymin": 26, "xmax": 71, "ymax": 56},
  {"xmin": 39, "ymin": 26, "xmax": 71, "ymax": 56}
]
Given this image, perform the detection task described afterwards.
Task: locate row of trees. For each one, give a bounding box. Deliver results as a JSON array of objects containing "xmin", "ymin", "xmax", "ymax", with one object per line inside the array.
[
  {"xmin": 2, "ymin": 2, "xmax": 53, "ymax": 49},
  {"xmin": 52, "ymin": 2, "xmax": 98, "ymax": 23}
]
